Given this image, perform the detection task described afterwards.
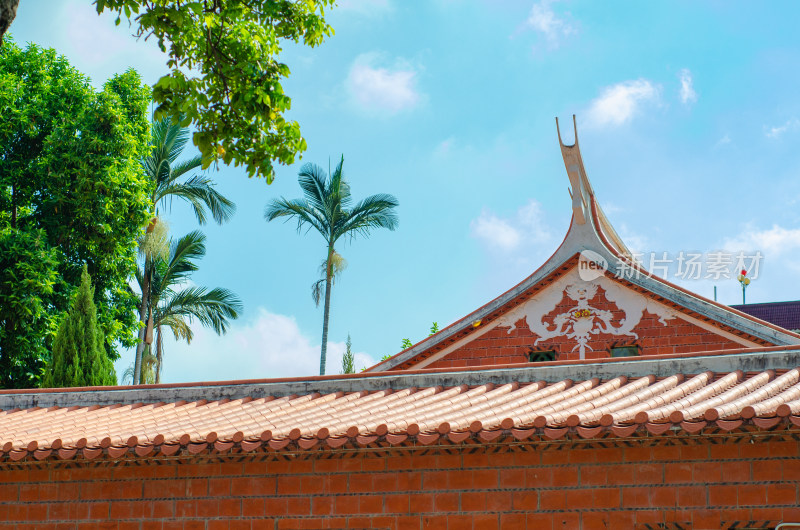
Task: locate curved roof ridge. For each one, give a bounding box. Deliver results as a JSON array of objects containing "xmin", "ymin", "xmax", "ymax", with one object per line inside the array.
[{"xmin": 369, "ymin": 117, "xmax": 799, "ymax": 372}]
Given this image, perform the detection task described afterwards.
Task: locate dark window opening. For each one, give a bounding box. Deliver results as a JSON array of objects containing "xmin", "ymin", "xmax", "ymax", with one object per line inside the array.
[
  {"xmin": 528, "ymin": 349, "xmax": 556, "ymax": 363},
  {"xmin": 610, "ymin": 345, "xmax": 640, "ymax": 358}
]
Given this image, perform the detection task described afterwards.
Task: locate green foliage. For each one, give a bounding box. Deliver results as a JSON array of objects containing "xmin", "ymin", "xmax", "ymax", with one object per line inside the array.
[
  {"xmin": 42, "ymin": 267, "xmax": 116, "ymax": 388},
  {"xmin": 96, "ymin": 0, "xmax": 335, "ymax": 182},
  {"xmin": 0, "ymin": 228, "xmax": 59, "ymax": 387},
  {"xmin": 380, "ymin": 353, "xmax": 392, "ymax": 361},
  {"xmin": 341, "ymin": 334, "xmax": 355, "ymax": 375},
  {"xmin": 145, "ymin": 115, "xmax": 235, "ymax": 225},
  {"xmin": 135, "ymin": 230, "xmax": 242, "ymax": 383},
  {"xmin": 0, "ymin": 40, "xmax": 152, "ymax": 387},
  {"xmin": 398, "ymin": 322, "xmax": 440, "ymax": 355},
  {"xmin": 265, "ymin": 156, "xmax": 399, "ymax": 375},
  {"xmin": 132, "ymin": 114, "xmax": 235, "ymax": 384}
]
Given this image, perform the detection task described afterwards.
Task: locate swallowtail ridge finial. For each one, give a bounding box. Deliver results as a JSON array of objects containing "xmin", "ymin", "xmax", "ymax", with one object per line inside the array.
[{"xmin": 556, "ymin": 115, "xmax": 590, "ymax": 225}]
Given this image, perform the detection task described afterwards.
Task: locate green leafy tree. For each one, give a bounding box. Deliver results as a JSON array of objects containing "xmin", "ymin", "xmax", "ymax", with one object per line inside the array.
[
  {"xmin": 0, "ymin": 40, "xmax": 152, "ymax": 387},
  {"xmin": 42, "ymin": 266, "xmax": 116, "ymax": 388},
  {"xmin": 0, "ymin": 228, "xmax": 59, "ymax": 387},
  {"xmin": 94, "ymin": 0, "xmax": 335, "ymax": 182},
  {"xmin": 341, "ymin": 334, "xmax": 355, "ymax": 374},
  {"xmin": 134, "ymin": 231, "xmax": 242, "ymax": 383},
  {"xmin": 133, "ymin": 115, "xmax": 234, "ymax": 384},
  {"xmin": 265, "ymin": 156, "xmax": 399, "ymax": 375}
]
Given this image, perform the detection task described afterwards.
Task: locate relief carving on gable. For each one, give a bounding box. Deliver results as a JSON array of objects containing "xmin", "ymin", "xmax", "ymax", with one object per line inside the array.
[{"xmin": 497, "ymin": 269, "xmax": 676, "ymax": 358}]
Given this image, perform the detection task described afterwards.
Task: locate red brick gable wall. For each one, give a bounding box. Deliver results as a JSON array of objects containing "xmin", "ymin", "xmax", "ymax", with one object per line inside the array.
[
  {"xmin": 0, "ymin": 438, "xmax": 798, "ymax": 529},
  {"xmin": 422, "ymin": 284, "xmax": 746, "ymax": 370}
]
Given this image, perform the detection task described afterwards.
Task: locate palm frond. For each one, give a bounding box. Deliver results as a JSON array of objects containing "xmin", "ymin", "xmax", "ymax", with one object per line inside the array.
[
  {"xmin": 329, "ymin": 155, "xmax": 352, "ymax": 208},
  {"xmin": 297, "ymin": 163, "xmax": 330, "ymax": 214},
  {"xmin": 264, "ymin": 198, "xmax": 329, "ymax": 238},
  {"xmin": 336, "ymin": 193, "xmax": 399, "ymax": 241},
  {"xmin": 150, "ymin": 231, "xmax": 205, "ymax": 297},
  {"xmin": 311, "ymin": 278, "xmax": 325, "ymax": 307},
  {"xmin": 144, "ymin": 115, "xmax": 234, "ymax": 226},
  {"xmin": 158, "ymin": 314, "xmax": 194, "ymax": 343},
  {"xmin": 170, "ymin": 155, "xmax": 203, "ymax": 180},
  {"xmin": 155, "ymin": 286, "xmax": 242, "ymax": 335},
  {"xmin": 155, "ymin": 175, "xmax": 236, "ymax": 225}
]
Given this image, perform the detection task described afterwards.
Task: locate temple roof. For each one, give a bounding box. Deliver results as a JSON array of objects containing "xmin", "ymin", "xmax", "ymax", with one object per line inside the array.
[
  {"xmin": 370, "ymin": 117, "xmax": 800, "ymax": 372},
  {"xmin": 0, "ymin": 348, "xmax": 799, "ymax": 463}
]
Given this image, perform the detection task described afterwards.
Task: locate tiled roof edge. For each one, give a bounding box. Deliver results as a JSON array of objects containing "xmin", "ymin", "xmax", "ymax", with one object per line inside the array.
[{"xmin": 4, "ymin": 348, "xmax": 800, "ymax": 410}]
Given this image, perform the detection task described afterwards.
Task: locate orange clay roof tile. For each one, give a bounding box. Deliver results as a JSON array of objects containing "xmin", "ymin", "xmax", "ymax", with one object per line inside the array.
[{"xmin": 3, "ymin": 356, "xmax": 800, "ymax": 462}]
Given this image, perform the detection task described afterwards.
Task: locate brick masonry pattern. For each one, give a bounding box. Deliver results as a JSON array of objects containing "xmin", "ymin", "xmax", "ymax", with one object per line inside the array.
[
  {"xmin": 0, "ymin": 436, "xmax": 799, "ymax": 529},
  {"xmin": 424, "ymin": 286, "xmax": 746, "ymax": 370}
]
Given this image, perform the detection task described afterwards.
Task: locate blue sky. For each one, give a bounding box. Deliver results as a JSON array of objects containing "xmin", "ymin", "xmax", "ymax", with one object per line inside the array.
[{"xmin": 10, "ymin": 1, "xmax": 800, "ymax": 382}]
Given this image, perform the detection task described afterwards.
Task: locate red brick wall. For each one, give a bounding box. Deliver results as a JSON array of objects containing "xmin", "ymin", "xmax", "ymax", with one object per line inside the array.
[
  {"xmin": 1, "ymin": 437, "xmax": 798, "ymax": 529},
  {"xmin": 423, "ymin": 286, "xmax": 745, "ymax": 370}
]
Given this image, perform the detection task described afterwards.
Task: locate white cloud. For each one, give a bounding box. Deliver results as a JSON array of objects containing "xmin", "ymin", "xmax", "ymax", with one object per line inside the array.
[
  {"xmin": 116, "ymin": 308, "xmax": 376, "ymax": 384},
  {"xmin": 722, "ymin": 224, "xmax": 800, "ymax": 258},
  {"xmin": 679, "ymin": 69, "xmax": 697, "ymax": 104},
  {"xmin": 59, "ymin": 0, "xmax": 165, "ymax": 87},
  {"xmin": 346, "ymin": 53, "xmax": 422, "ymax": 115},
  {"xmin": 765, "ymin": 118, "xmax": 800, "ymax": 139},
  {"xmin": 586, "ymin": 79, "xmax": 660, "ymax": 127},
  {"xmin": 470, "ymin": 200, "xmax": 550, "ymax": 252},
  {"xmin": 617, "ymin": 224, "xmax": 650, "ymax": 255},
  {"xmin": 525, "ymin": 0, "xmax": 575, "ymax": 47},
  {"xmin": 714, "ymin": 134, "xmax": 731, "ymax": 148}
]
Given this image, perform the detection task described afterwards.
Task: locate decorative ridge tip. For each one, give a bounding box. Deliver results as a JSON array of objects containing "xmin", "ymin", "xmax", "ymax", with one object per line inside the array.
[{"xmin": 555, "ymin": 114, "xmax": 579, "ymax": 148}]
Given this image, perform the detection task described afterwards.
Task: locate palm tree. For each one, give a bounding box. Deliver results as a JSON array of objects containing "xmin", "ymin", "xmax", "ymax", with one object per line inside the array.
[
  {"xmin": 133, "ymin": 116, "xmax": 236, "ymax": 384},
  {"xmin": 135, "ymin": 231, "xmax": 242, "ymax": 383},
  {"xmin": 265, "ymin": 156, "xmax": 398, "ymax": 375}
]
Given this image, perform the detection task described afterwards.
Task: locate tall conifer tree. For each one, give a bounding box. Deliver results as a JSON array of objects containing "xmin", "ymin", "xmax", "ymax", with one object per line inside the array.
[{"xmin": 42, "ymin": 266, "xmax": 116, "ymax": 388}]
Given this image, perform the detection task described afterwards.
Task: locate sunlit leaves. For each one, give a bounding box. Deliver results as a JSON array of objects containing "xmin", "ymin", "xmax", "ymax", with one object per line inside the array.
[
  {"xmin": 97, "ymin": 0, "xmax": 335, "ymax": 183},
  {"xmin": 0, "ymin": 40, "xmax": 152, "ymax": 387}
]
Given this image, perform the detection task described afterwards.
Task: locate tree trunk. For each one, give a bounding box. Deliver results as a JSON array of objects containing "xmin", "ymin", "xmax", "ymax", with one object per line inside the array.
[
  {"xmin": 0, "ymin": 0, "xmax": 19, "ymax": 46},
  {"xmin": 155, "ymin": 325, "xmax": 163, "ymax": 384},
  {"xmin": 319, "ymin": 246, "xmax": 334, "ymax": 376},
  {"xmin": 132, "ymin": 265, "xmax": 150, "ymax": 385}
]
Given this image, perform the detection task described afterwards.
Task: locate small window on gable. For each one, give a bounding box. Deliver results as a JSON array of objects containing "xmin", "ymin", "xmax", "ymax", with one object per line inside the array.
[
  {"xmin": 528, "ymin": 349, "xmax": 556, "ymax": 363},
  {"xmin": 610, "ymin": 345, "xmax": 640, "ymax": 358}
]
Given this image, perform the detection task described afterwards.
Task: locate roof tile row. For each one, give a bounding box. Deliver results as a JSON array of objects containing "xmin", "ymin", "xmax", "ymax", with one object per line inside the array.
[{"xmin": 2, "ymin": 367, "xmax": 800, "ymax": 462}]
